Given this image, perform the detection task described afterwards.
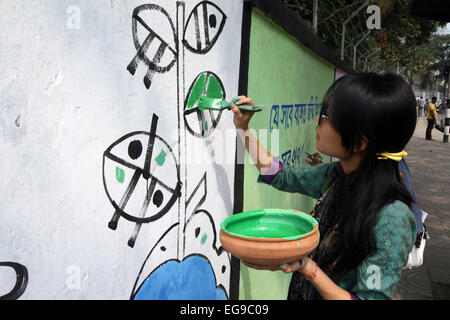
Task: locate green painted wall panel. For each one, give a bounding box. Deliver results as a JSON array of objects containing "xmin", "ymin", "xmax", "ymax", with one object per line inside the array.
[{"xmin": 239, "ymin": 9, "xmax": 335, "ymax": 300}]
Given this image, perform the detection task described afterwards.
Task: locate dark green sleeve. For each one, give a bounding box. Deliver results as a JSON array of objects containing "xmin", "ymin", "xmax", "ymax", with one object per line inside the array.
[{"xmin": 257, "ymin": 162, "xmax": 338, "ymax": 199}]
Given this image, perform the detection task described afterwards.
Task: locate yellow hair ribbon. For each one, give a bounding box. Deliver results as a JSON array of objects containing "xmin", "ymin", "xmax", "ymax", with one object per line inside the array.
[{"xmin": 376, "ymin": 150, "xmax": 407, "ymax": 162}]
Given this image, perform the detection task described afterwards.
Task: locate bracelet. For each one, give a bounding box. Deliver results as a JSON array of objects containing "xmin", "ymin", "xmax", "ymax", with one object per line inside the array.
[{"xmin": 305, "ymin": 262, "xmax": 318, "ymax": 281}]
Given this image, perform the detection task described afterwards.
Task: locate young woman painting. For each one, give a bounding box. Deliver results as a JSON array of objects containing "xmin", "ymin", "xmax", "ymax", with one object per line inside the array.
[{"xmin": 231, "ymin": 73, "xmax": 417, "ymax": 300}]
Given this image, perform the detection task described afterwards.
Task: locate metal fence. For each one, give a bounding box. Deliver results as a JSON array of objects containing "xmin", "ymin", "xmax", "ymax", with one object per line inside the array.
[{"xmin": 282, "ymin": 0, "xmax": 384, "ymax": 72}]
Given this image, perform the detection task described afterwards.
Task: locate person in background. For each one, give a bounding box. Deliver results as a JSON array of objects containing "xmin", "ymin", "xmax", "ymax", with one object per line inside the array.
[
  {"xmin": 424, "ymin": 98, "xmax": 430, "ymax": 115},
  {"xmin": 418, "ymin": 96, "xmax": 424, "ymax": 117},
  {"xmin": 425, "ymin": 97, "xmax": 438, "ymax": 141},
  {"xmin": 231, "ymin": 73, "xmax": 417, "ymax": 300}
]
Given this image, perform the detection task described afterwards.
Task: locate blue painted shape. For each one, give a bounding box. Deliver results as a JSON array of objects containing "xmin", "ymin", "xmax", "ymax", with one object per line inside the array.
[{"xmin": 134, "ymin": 256, "xmax": 227, "ymax": 300}]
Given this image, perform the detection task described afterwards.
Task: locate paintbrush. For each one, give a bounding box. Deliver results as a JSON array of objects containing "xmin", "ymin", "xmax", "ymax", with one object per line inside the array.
[{"xmin": 198, "ymin": 97, "xmax": 263, "ymax": 112}]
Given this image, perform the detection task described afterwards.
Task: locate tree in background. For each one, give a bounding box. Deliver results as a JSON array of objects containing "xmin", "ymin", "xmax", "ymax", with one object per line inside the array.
[
  {"xmin": 377, "ymin": 0, "xmax": 445, "ymax": 76},
  {"xmin": 423, "ymin": 34, "xmax": 450, "ymax": 91},
  {"xmin": 282, "ymin": 0, "xmax": 445, "ymax": 77}
]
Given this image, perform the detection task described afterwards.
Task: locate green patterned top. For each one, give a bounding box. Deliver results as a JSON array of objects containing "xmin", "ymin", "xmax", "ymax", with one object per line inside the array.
[{"xmin": 257, "ymin": 161, "xmax": 417, "ymax": 300}]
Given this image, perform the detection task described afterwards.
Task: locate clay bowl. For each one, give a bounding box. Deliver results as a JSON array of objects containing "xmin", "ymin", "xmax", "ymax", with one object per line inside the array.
[{"xmin": 220, "ymin": 209, "xmax": 319, "ymax": 269}]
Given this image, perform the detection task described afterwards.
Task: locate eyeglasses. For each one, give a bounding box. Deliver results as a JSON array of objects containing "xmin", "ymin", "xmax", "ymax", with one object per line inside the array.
[
  {"xmin": 318, "ymin": 106, "xmax": 330, "ymax": 125},
  {"xmin": 318, "ymin": 114, "xmax": 329, "ymax": 125}
]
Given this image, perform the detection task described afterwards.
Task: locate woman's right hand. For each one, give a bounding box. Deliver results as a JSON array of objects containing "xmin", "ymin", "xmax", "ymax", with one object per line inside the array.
[{"xmin": 230, "ymin": 96, "xmax": 256, "ymax": 130}]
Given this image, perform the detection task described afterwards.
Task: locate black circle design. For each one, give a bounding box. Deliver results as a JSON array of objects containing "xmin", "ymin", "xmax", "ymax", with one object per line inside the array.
[
  {"xmin": 153, "ymin": 190, "xmax": 164, "ymax": 208},
  {"xmin": 128, "ymin": 140, "xmax": 143, "ymax": 160}
]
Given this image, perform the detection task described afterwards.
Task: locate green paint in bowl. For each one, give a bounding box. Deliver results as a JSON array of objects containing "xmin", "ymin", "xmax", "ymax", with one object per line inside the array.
[{"xmin": 221, "ymin": 209, "xmax": 318, "ymax": 240}]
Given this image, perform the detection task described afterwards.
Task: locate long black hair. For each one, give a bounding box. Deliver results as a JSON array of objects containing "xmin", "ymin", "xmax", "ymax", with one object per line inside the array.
[{"xmin": 318, "ymin": 72, "xmax": 417, "ymax": 280}]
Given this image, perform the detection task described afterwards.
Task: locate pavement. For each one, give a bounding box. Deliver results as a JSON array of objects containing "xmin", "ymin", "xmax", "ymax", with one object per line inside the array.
[{"xmin": 393, "ymin": 116, "xmax": 450, "ymax": 300}]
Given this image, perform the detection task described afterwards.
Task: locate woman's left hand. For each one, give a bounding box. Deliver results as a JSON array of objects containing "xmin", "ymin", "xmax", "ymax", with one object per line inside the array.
[
  {"xmin": 279, "ymin": 260, "xmax": 303, "ymax": 273},
  {"xmin": 280, "ymin": 256, "xmax": 315, "ymax": 275}
]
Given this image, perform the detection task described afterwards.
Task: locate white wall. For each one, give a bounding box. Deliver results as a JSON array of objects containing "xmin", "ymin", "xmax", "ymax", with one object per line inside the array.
[{"xmin": 0, "ymin": 0, "xmax": 242, "ymax": 299}]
